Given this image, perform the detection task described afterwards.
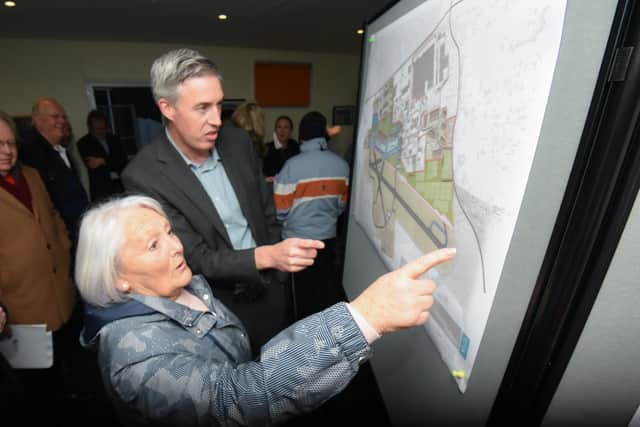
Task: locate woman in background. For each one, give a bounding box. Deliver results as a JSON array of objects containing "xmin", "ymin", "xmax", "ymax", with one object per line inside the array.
[
  {"xmin": 263, "ymin": 115, "xmax": 300, "ymax": 181},
  {"xmin": 231, "ymin": 102, "xmax": 266, "ymax": 159}
]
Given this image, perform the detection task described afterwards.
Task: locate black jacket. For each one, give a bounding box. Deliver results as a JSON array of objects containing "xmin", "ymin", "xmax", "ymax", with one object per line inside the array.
[
  {"xmin": 77, "ymin": 133, "xmax": 128, "ymax": 201},
  {"xmin": 262, "ymin": 139, "xmax": 300, "ymax": 177},
  {"xmin": 121, "ymin": 126, "xmax": 289, "ymax": 350},
  {"xmin": 19, "ymin": 129, "xmax": 88, "ymax": 239}
]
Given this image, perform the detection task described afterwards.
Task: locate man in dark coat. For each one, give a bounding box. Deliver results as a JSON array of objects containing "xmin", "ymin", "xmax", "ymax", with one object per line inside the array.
[
  {"xmin": 19, "ymin": 97, "xmax": 88, "ymax": 241},
  {"xmin": 121, "ymin": 48, "xmax": 323, "ymax": 352},
  {"xmin": 77, "ymin": 109, "xmax": 128, "ymax": 201}
]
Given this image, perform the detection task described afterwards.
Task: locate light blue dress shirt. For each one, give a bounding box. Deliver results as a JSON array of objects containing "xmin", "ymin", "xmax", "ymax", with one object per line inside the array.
[{"xmin": 166, "ymin": 130, "xmax": 256, "ymax": 250}]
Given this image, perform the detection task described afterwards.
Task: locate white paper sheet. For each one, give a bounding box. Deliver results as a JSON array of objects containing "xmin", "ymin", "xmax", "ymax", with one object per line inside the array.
[{"xmin": 0, "ymin": 324, "xmax": 53, "ymax": 369}]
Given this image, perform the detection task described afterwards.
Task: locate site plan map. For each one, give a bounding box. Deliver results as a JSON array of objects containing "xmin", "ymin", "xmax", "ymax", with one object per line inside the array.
[{"xmin": 351, "ymin": 0, "xmax": 567, "ymax": 392}]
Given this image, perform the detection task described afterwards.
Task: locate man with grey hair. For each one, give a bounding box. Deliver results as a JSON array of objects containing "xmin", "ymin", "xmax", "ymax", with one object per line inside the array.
[{"xmin": 122, "ymin": 48, "xmax": 323, "ymax": 352}]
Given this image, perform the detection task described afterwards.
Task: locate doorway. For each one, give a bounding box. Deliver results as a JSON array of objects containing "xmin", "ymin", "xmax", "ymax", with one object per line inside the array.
[{"xmin": 87, "ymin": 84, "xmax": 163, "ymax": 156}]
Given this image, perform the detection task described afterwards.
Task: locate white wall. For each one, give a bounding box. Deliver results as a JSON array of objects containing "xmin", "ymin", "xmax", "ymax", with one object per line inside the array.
[{"xmin": 0, "ymin": 38, "xmax": 360, "ymax": 157}]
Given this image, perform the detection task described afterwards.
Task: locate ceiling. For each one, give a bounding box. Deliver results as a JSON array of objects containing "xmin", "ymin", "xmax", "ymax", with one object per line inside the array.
[{"xmin": 0, "ymin": 0, "xmax": 393, "ymax": 54}]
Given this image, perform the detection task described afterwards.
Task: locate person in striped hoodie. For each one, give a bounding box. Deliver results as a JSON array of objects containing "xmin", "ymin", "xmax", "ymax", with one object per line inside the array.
[{"xmin": 273, "ymin": 111, "xmax": 349, "ymax": 319}]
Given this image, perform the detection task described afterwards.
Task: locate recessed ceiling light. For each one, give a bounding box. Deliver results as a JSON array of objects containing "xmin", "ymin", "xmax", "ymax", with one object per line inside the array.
[
  {"xmin": 4, "ymin": 1, "xmax": 17, "ymax": 7},
  {"xmin": 356, "ymin": 28, "xmax": 364, "ymax": 35},
  {"xmin": 218, "ymin": 14, "xmax": 228, "ymax": 21}
]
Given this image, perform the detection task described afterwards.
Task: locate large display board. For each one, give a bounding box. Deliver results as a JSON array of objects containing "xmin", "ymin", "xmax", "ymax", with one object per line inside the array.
[{"xmin": 351, "ymin": 0, "xmax": 567, "ymax": 392}]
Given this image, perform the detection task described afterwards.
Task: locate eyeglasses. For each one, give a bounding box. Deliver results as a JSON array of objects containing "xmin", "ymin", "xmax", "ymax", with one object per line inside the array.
[{"xmin": 0, "ymin": 140, "xmax": 17, "ymax": 149}]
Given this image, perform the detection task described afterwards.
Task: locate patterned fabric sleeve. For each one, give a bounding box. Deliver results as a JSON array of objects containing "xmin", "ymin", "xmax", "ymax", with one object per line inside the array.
[{"xmin": 104, "ymin": 302, "xmax": 372, "ymax": 426}]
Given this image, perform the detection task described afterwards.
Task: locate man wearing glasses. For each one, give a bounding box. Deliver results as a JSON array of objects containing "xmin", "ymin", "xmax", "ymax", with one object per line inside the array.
[{"xmin": 19, "ymin": 97, "xmax": 89, "ymax": 243}]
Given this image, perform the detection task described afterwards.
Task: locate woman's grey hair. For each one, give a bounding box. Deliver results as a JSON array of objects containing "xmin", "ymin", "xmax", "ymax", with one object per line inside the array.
[
  {"xmin": 0, "ymin": 110, "xmax": 18, "ymax": 138},
  {"xmin": 150, "ymin": 48, "xmax": 222, "ymax": 104},
  {"xmin": 74, "ymin": 195, "xmax": 167, "ymax": 307}
]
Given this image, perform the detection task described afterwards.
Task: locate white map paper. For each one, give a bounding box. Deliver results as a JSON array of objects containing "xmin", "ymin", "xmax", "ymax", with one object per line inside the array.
[{"xmin": 351, "ymin": 0, "xmax": 567, "ymax": 392}]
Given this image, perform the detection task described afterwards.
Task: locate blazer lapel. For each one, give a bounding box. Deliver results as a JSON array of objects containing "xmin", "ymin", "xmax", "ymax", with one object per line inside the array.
[{"xmin": 155, "ymin": 135, "xmax": 232, "ymax": 246}]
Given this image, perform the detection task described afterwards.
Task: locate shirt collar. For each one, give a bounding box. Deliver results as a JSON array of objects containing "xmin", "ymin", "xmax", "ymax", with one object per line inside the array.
[
  {"xmin": 127, "ymin": 279, "xmax": 209, "ymax": 328},
  {"xmin": 1, "ymin": 162, "xmax": 20, "ymax": 185},
  {"xmin": 165, "ymin": 127, "xmax": 219, "ymax": 169}
]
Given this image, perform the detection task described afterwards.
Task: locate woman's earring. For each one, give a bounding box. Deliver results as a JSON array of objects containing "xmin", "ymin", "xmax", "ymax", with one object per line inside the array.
[{"xmin": 121, "ymin": 283, "xmax": 129, "ymax": 292}]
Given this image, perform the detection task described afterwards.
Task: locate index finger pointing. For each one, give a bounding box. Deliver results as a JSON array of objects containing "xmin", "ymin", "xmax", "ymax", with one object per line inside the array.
[{"xmin": 399, "ymin": 248, "xmax": 456, "ymax": 279}]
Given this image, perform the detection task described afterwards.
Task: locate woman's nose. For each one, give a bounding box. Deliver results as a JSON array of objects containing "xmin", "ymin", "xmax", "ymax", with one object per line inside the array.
[{"xmin": 170, "ymin": 234, "xmax": 184, "ymax": 255}]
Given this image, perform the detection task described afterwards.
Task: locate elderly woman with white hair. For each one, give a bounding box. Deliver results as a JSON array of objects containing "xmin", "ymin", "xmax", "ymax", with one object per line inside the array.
[{"xmin": 75, "ymin": 195, "xmax": 455, "ymax": 426}]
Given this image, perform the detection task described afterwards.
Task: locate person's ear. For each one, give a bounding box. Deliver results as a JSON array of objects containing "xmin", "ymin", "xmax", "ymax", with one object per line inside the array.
[{"xmin": 158, "ymin": 98, "xmax": 176, "ymax": 122}]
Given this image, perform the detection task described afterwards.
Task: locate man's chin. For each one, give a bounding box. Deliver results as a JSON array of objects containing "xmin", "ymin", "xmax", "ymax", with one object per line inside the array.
[{"xmin": 204, "ymin": 134, "xmax": 218, "ymax": 144}]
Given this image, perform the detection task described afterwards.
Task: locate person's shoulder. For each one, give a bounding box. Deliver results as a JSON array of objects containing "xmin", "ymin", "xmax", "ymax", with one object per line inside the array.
[
  {"xmin": 335, "ymin": 154, "xmax": 350, "ymax": 174},
  {"xmin": 275, "ymin": 153, "xmax": 302, "ymax": 181},
  {"xmin": 324, "ymin": 148, "xmax": 349, "ymax": 164},
  {"xmin": 19, "ymin": 129, "xmax": 45, "ymax": 151},
  {"xmin": 217, "ymin": 125, "xmax": 252, "ymax": 154},
  {"xmin": 121, "ymin": 141, "xmax": 160, "ymax": 182},
  {"xmin": 280, "ymin": 151, "xmax": 301, "ymax": 168},
  {"xmin": 126, "ymin": 133, "xmax": 166, "ymax": 164},
  {"xmin": 19, "ymin": 131, "xmax": 49, "ymax": 166},
  {"xmin": 20, "ymin": 164, "xmax": 43, "ymax": 183},
  {"xmin": 101, "ymin": 310, "xmax": 173, "ymax": 353},
  {"xmin": 20, "ymin": 127, "xmax": 40, "ymax": 143},
  {"xmin": 220, "ymin": 125, "xmax": 252, "ymax": 146},
  {"xmin": 220, "ymin": 124, "xmax": 249, "ymax": 140},
  {"xmin": 288, "ymin": 139, "xmax": 300, "ymax": 149},
  {"xmin": 263, "ymin": 142, "xmax": 281, "ymax": 161},
  {"xmin": 76, "ymin": 133, "xmax": 93, "ymax": 143},
  {"xmin": 75, "ymin": 133, "xmax": 95, "ymax": 150},
  {"xmin": 124, "ymin": 146, "xmax": 148, "ymax": 166},
  {"xmin": 330, "ymin": 150, "xmax": 349, "ymax": 162}
]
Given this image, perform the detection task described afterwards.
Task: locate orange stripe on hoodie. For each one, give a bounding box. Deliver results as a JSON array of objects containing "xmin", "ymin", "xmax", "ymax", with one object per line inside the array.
[{"xmin": 274, "ymin": 178, "xmax": 348, "ymax": 210}]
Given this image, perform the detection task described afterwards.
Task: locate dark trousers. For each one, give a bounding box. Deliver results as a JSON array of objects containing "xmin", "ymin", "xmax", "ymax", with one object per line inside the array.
[
  {"xmin": 292, "ymin": 238, "xmax": 344, "ymax": 320},
  {"xmin": 5, "ymin": 303, "xmax": 119, "ymax": 425}
]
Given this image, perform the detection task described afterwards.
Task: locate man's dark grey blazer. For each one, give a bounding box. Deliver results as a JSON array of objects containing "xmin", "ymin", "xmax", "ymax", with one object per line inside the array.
[{"xmin": 121, "ymin": 126, "xmax": 289, "ymax": 351}]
